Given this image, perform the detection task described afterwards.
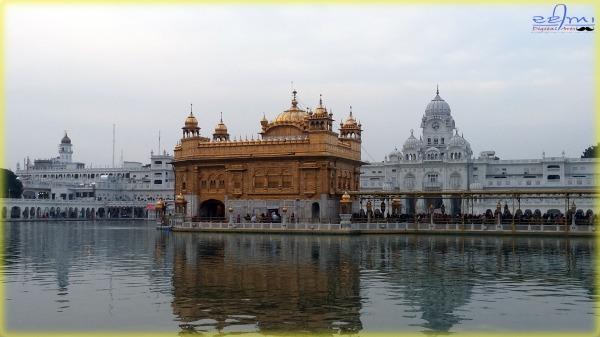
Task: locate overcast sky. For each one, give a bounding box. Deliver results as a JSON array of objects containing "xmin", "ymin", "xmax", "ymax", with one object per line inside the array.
[{"xmin": 4, "ymin": 3, "xmax": 596, "ymax": 169}]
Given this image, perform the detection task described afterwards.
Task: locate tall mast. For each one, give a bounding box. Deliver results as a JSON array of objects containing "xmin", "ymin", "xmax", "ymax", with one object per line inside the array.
[{"xmin": 112, "ymin": 124, "xmax": 115, "ymax": 168}]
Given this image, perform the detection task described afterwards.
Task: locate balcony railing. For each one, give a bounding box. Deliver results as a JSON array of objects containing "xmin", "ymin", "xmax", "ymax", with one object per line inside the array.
[{"xmin": 423, "ymin": 181, "xmax": 443, "ymax": 190}]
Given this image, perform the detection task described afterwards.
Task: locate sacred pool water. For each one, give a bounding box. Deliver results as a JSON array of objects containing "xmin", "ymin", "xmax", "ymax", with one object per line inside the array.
[{"xmin": 2, "ymin": 220, "xmax": 597, "ymax": 335}]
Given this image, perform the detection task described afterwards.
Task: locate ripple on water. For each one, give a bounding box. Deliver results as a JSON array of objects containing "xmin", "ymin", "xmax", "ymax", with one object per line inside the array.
[{"xmin": 3, "ymin": 224, "xmax": 596, "ymax": 334}]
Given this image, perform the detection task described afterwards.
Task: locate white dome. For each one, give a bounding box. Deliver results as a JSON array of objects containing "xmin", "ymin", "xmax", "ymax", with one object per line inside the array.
[
  {"xmin": 425, "ymin": 89, "xmax": 451, "ymax": 116},
  {"xmin": 403, "ymin": 130, "xmax": 421, "ymax": 150},
  {"xmin": 447, "ymin": 130, "xmax": 471, "ymax": 150},
  {"xmin": 448, "ymin": 132, "xmax": 464, "ymax": 148},
  {"xmin": 388, "ymin": 148, "xmax": 401, "ymax": 161}
]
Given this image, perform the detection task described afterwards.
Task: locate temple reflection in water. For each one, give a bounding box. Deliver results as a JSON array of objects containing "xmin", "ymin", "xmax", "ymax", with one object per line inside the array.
[
  {"xmin": 168, "ymin": 233, "xmax": 595, "ymax": 334},
  {"xmin": 170, "ymin": 233, "xmax": 363, "ymax": 334},
  {"xmin": 4, "ymin": 221, "xmax": 595, "ymax": 334}
]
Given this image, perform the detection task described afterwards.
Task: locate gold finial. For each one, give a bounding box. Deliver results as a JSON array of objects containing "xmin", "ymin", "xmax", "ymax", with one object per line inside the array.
[
  {"xmin": 436, "ymin": 84, "xmax": 439, "ymax": 95},
  {"xmin": 291, "ymin": 90, "xmax": 298, "ymax": 107},
  {"xmin": 190, "ymin": 103, "xmax": 193, "ymax": 114},
  {"xmin": 341, "ymin": 191, "xmax": 351, "ymax": 202},
  {"xmin": 319, "ymin": 94, "xmax": 323, "ymax": 106},
  {"xmin": 349, "ymin": 106, "xmax": 353, "ymax": 117},
  {"xmin": 220, "ymin": 111, "xmax": 223, "ymax": 122}
]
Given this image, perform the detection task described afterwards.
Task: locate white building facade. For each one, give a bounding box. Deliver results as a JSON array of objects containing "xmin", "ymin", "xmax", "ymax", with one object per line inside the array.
[
  {"xmin": 15, "ymin": 133, "xmax": 175, "ymax": 205},
  {"xmin": 360, "ymin": 89, "xmax": 597, "ymax": 216}
]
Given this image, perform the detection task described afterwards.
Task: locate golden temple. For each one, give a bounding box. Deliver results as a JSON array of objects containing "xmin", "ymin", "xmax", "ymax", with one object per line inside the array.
[{"xmin": 172, "ymin": 90, "xmax": 362, "ymax": 222}]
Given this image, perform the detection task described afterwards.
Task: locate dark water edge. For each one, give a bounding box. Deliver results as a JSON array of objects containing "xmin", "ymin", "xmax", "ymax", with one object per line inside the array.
[{"xmin": 2, "ymin": 220, "xmax": 597, "ymax": 335}]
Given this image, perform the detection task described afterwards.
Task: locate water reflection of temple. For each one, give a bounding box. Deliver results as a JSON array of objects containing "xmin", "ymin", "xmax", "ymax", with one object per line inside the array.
[
  {"xmin": 170, "ymin": 234, "xmax": 363, "ymax": 334},
  {"xmin": 356, "ymin": 235, "xmax": 595, "ymax": 332},
  {"xmin": 169, "ymin": 234, "xmax": 594, "ymax": 334}
]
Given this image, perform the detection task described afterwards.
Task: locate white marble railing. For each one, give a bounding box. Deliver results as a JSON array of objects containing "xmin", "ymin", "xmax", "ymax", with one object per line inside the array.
[{"xmin": 172, "ymin": 220, "xmax": 594, "ymax": 234}]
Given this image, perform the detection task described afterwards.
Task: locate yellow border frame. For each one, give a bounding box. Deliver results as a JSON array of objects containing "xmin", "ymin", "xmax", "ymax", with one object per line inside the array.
[{"xmin": 0, "ymin": 1, "xmax": 598, "ymax": 337}]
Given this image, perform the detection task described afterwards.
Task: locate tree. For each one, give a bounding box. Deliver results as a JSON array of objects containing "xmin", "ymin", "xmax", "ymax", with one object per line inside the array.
[
  {"xmin": 581, "ymin": 143, "xmax": 599, "ymax": 158},
  {"xmin": 1, "ymin": 168, "xmax": 23, "ymax": 198}
]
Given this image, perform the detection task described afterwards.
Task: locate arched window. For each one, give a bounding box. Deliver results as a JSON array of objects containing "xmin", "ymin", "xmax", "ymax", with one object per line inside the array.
[
  {"xmin": 450, "ymin": 173, "xmax": 462, "ymax": 188},
  {"xmin": 404, "ymin": 174, "xmax": 416, "ymax": 189}
]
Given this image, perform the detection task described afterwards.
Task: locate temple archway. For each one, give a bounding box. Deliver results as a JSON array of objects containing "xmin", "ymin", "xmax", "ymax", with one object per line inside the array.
[
  {"xmin": 311, "ymin": 202, "xmax": 320, "ymax": 221},
  {"xmin": 200, "ymin": 199, "xmax": 225, "ymax": 219},
  {"xmin": 11, "ymin": 206, "xmax": 21, "ymax": 219}
]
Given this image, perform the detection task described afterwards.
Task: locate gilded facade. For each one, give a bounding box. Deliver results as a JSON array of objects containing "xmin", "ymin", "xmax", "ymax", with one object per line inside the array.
[{"xmin": 172, "ymin": 91, "xmax": 362, "ymax": 221}]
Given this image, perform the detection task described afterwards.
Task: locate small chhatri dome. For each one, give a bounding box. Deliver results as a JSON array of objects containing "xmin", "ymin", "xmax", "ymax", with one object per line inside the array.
[
  {"xmin": 61, "ymin": 130, "xmax": 72, "ymax": 144},
  {"xmin": 425, "ymin": 85, "xmax": 451, "ymax": 116},
  {"xmin": 261, "ymin": 113, "xmax": 268, "ymax": 124},
  {"xmin": 388, "ymin": 147, "xmax": 401, "ymax": 158},
  {"xmin": 184, "ymin": 104, "xmax": 199, "ymax": 128},
  {"xmin": 448, "ymin": 129, "xmax": 464, "ymax": 147},
  {"xmin": 215, "ymin": 112, "xmax": 228, "ymax": 133},
  {"xmin": 447, "ymin": 129, "xmax": 471, "ymax": 150},
  {"xmin": 155, "ymin": 198, "xmax": 164, "ymax": 208},
  {"xmin": 175, "ymin": 193, "xmax": 186, "ymax": 204},
  {"xmin": 403, "ymin": 129, "xmax": 421, "ymax": 149},
  {"xmin": 344, "ymin": 106, "xmax": 357, "ymax": 126},
  {"xmin": 313, "ymin": 94, "xmax": 328, "ymax": 117},
  {"xmin": 273, "ymin": 90, "xmax": 309, "ymax": 123}
]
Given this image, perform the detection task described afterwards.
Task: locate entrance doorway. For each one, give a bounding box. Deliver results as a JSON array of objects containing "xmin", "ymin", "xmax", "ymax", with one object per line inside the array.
[
  {"xmin": 311, "ymin": 202, "xmax": 320, "ymax": 222},
  {"xmin": 200, "ymin": 199, "xmax": 225, "ymax": 219}
]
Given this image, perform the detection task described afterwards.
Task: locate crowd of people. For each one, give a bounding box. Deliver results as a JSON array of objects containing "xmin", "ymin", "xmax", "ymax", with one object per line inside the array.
[
  {"xmin": 241, "ymin": 211, "xmax": 288, "ymax": 223},
  {"xmin": 196, "ymin": 205, "xmax": 596, "ymax": 226},
  {"xmin": 351, "ymin": 207, "xmax": 596, "ymax": 226}
]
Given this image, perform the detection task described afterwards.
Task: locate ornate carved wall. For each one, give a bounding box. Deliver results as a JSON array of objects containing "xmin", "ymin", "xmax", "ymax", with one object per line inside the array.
[{"xmin": 172, "ymin": 91, "xmax": 362, "ymax": 220}]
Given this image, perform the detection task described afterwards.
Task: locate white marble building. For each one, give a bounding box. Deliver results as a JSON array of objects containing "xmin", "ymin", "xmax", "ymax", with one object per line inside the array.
[
  {"xmin": 15, "ymin": 132, "xmax": 175, "ymax": 204},
  {"xmin": 360, "ymin": 88, "xmax": 597, "ymax": 216}
]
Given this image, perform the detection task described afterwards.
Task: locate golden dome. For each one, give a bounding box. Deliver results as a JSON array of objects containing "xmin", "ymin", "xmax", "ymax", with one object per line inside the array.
[
  {"xmin": 175, "ymin": 193, "xmax": 186, "ymax": 204},
  {"xmin": 274, "ymin": 108, "xmax": 308, "ymax": 123},
  {"xmin": 155, "ymin": 198, "xmax": 164, "ymax": 208},
  {"xmin": 184, "ymin": 104, "xmax": 199, "ymax": 129},
  {"xmin": 343, "ymin": 107, "xmax": 357, "ymax": 126},
  {"xmin": 185, "ymin": 113, "xmax": 198, "ymax": 127},
  {"xmin": 260, "ymin": 113, "xmax": 269, "ymax": 127},
  {"xmin": 215, "ymin": 113, "xmax": 227, "ymax": 133},
  {"xmin": 273, "ymin": 90, "xmax": 308, "ymax": 123},
  {"xmin": 313, "ymin": 94, "xmax": 328, "ymax": 117}
]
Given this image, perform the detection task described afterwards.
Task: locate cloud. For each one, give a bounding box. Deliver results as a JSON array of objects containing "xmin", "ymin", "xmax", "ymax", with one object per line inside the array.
[{"xmin": 4, "ymin": 4, "xmax": 595, "ymax": 167}]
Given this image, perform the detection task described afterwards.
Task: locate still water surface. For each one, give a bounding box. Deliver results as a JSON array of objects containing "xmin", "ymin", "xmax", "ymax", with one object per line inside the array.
[{"xmin": 2, "ymin": 220, "xmax": 597, "ymax": 335}]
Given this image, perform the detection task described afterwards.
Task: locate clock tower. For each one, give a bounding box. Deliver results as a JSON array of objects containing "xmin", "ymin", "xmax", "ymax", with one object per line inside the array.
[{"xmin": 418, "ymin": 86, "xmax": 457, "ymax": 161}]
